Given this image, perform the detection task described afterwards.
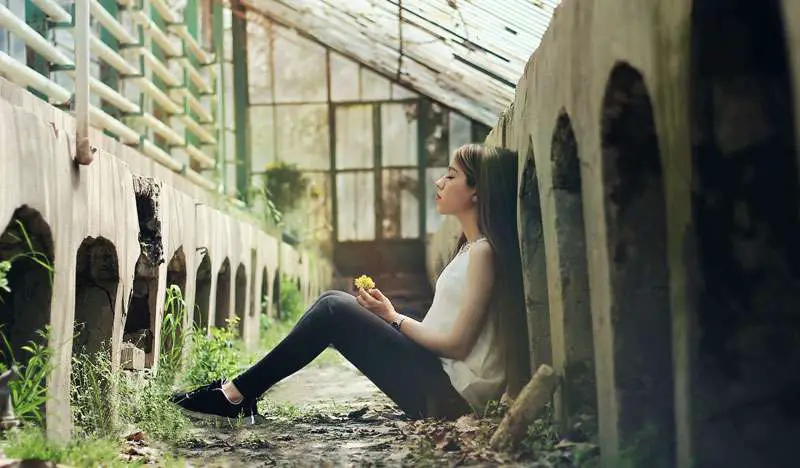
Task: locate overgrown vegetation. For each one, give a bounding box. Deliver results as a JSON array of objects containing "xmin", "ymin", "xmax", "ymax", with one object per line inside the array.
[
  {"xmin": 0, "ymin": 328, "xmax": 53, "ymax": 424},
  {"xmin": 0, "ymin": 219, "xmax": 54, "ymax": 423},
  {"xmin": 182, "ymin": 316, "xmax": 244, "ymax": 388},
  {"xmin": 3, "ymin": 426, "xmax": 136, "ymax": 468}
]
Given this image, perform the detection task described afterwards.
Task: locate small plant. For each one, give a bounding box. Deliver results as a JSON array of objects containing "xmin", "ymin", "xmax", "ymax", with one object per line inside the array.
[
  {"xmin": 0, "ymin": 327, "xmax": 53, "ymax": 424},
  {"xmin": 115, "ymin": 369, "xmax": 189, "ymax": 441},
  {"xmin": 249, "ymin": 184, "xmax": 283, "ymax": 227},
  {"xmin": 278, "ymin": 274, "xmax": 304, "ymax": 322},
  {"xmin": 160, "ymin": 284, "xmax": 190, "ymax": 379},
  {"xmin": 0, "ymin": 260, "xmax": 10, "ymax": 299},
  {"xmin": 70, "ymin": 347, "xmax": 115, "ymax": 437},
  {"xmin": 182, "ymin": 317, "xmax": 243, "ymax": 388}
]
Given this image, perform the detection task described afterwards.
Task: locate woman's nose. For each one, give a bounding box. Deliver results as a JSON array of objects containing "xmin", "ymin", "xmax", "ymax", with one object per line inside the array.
[{"xmin": 433, "ymin": 176, "xmax": 444, "ymax": 189}]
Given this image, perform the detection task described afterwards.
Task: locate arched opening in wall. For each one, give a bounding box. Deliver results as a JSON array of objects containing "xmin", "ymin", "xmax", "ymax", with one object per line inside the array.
[
  {"xmin": 193, "ymin": 253, "xmax": 211, "ymax": 331},
  {"xmin": 601, "ymin": 63, "xmax": 673, "ymax": 465},
  {"xmin": 214, "ymin": 259, "xmax": 231, "ymax": 329},
  {"xmin": 235, "ymin": 264, "xmax": 246, "ymax": 337},
  {"xmin": 73, "ymin": 237, "xmax": 119, "ymax": 357},
  {"xmin": 163, "ymin": 248, "xmax": 188, "ymax": 361},
  {"xmin": 272, "ymin": 268, "xmax": 282, "ymax": 319},
  {"xmin": 166, "ymin": 248, "xmax": 187, "ymax": 296},
  {"xmin": 0, "ymin": 207, "xmax": 54, "ymax": 373},
  {"xmin": 689, "ymin": 1, "xmax": 800, "ymax": 465},
  {"xmin": 260, "ymin": 267, "xmax": 269, "ymax": 317},
  {"xmin": 518, "ymin": 143, "xmax": 550, "ymax": 374},
  {"xmin": 125, "ymin": 253, "xmax": 159, "ymax": 368},
  {"xmin": 550, "ymin": 111, "xmax": 597, "ymax": 429}
]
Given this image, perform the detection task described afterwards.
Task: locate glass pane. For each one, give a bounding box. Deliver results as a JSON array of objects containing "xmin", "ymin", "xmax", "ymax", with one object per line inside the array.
[
  {"xmin": 360, "ymin": 67, "xmax": 390, "ymax": 101},
  {"xmin": 337, "ymin": 172, "xmax": 375, "ymax": 241},
  {"xmin": 275, "ymin": 104, "xmax": 329, "ymax": 170},
  {"xmin": 272, "ymin": 28, "xmax": 327, "ymax": 103},
  {"xmin": 381, "ymin": 169, "xmax": 419, "ymax": 239},
  {"xmin": 449, "ymin": 111, "xmax": 472, "ymax": 154},
  {"xmin": 249, "ymin": 106, "xmax": 276, "ymax": 172},
  {"xmin": 330, "ymin": 52, "xmax": 359, "ymax": 102},
  {"xmin": 248, "ymin": 20, "xmax": 273, "ymax": 105},
  {"xmin": 335, "ymin": 105, "xmax": 373, "ymax": 169},
  {"xmin": 283, "ymin": 172, "xmax": 332, "ymax": 246},
  {"xmin": 424, "ymin": 102, "xmax": 450, "ymax": 167},
  {"xmin": 425, "ymin": 167, "xmax": 448, "ymax": 235},
  {"xmin": 381, "ymin": 103, "xmax": 418, "ymax": 167}
]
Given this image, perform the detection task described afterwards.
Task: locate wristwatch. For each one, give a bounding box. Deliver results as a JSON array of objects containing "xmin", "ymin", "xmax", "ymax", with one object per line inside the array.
[{"xmin": 390, "ymin": 315, "xmax": 406, "ymax": 331}]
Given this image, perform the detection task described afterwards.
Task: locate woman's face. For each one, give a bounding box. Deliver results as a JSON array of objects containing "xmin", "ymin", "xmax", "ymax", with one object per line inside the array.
[{"xmin": 433, "ymin": 158, "xmax": 476, "ymax": 215}]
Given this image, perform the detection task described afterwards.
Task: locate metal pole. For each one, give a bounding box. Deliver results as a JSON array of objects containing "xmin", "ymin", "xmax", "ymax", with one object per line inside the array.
[{"xmin": 75, "ymin": 0, "xmax": 93, "ymax": 165}]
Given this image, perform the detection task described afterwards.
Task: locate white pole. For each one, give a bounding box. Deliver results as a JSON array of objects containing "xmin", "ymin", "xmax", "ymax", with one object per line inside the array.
[{"xmin": 74, "ymin": 0, "xmax": 93, "ymax": 165}]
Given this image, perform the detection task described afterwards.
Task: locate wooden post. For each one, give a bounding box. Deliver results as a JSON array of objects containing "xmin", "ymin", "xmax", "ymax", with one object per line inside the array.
[{"xmin": 490, "ymin": 364, "xmax": 559, "ymax": 452}]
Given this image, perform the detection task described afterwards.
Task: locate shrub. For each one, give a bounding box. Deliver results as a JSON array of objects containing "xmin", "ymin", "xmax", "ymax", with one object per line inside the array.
[{"xmin": 181, "ymin": 317, "xmax": 244, "ymax": 388}]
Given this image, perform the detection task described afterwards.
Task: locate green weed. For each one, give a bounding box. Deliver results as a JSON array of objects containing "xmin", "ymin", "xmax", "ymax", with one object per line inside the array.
[
  {"xmin": 181, "ymin": 317, "xmax": 244, "ymax": 388},
  {"xmin": 71, "ymin": 347, "xmax": 115, "ymax": 437},
  {"xmin": 0, "ymin": 328, "xmax": 53, "ymax": 423},
  {"xmin": 278, "ymin": 274, "xmax": 304, "ymax": 321},
  {"xmin": 2, "ymin": 425, "xmax": 137, "ymax": 468},
  {"xmin": 0, "ymin": 260, "xmax": 10, "ymax": 298},
  {"xmin": 160, "ymin": 284, "xmax": 191, "ymax": 380}
]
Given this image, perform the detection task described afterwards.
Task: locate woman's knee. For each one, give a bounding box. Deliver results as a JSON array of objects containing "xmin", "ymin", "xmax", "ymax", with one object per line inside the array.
[
  {"xmin": 319, "ymin": 289, "xmax": 349, "ymax": 300},
  {"xmin": 317, "ymin": 291, "xmax": 360, "ymax": 319}
]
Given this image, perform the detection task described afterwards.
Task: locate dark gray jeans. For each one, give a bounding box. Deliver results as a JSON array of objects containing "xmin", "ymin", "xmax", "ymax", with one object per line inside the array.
[{"xmin": 233, "ymin": 290, "xmax": 470, "ymax": 419}]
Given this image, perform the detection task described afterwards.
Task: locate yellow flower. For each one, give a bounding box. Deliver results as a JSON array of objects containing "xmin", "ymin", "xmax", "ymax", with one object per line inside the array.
[{"xmin": 354, "ymin": 274, "xmax": 375, "ymax": 290}]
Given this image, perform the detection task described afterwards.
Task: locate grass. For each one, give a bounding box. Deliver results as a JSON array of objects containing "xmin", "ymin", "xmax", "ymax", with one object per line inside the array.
[{"xmin": 1, "ymin": 425, "xmax": 138, "ymax": 468}]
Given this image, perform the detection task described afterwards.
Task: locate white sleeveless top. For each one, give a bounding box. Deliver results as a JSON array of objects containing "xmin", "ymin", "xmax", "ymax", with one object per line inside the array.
[{"xmin": 421, "ymin": 238, "xmax": 505, "ymax": 411}]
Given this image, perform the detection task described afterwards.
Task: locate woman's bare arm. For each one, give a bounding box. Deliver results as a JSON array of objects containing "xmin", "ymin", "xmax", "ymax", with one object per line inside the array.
[{"xmin": 357, "ymin": 242, "xmax": 496, "ymax": 360}]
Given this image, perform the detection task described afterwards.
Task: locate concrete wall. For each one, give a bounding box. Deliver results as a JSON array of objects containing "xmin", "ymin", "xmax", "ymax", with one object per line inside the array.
[
  {"xmin": 0, "ymin": 77, "xmax": 330, "ymax": 440},
  {"xmin": 429, "ymin": 0, "xmax": 800, "ymax": 466}
]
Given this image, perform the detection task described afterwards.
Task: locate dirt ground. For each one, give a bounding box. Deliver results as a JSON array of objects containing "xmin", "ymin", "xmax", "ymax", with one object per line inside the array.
[{"xmin": 163, "ymin": 354, "xmax": 597, "ymax": 467}]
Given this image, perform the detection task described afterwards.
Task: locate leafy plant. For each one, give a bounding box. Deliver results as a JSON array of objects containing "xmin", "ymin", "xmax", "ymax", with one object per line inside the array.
[
  {"xmin": 249, "ymin": 184, "xmax": 283, "ymax": 227},
  {"xmin": 0, "ymin": 260, "xmax": 10, "ymax": 299},
  {"xmin": 181, "ymin": 317, "xmax": 243, "ymax": 388},
  {"xmin": 278, "ymin": 274, "xmax": 304, "ymax": 322},
  {"xmin": 0, "ymin": 328, "xmax": 53, "ymax": 423},
  {"xmin": 262, "ymin": 162, "xmax": 309, "ymax": 215}
]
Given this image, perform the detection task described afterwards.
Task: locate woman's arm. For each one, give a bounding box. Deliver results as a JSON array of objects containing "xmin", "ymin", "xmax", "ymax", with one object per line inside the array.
[{"xmin": 356, "ymin": 242, "xmax": 496, "ymax": 360}]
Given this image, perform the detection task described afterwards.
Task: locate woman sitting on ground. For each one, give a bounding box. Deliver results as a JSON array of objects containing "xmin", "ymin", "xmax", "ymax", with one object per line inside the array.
[{"xmin": 169, "ymin": 143, "xmax": 529, "ymax": 421}]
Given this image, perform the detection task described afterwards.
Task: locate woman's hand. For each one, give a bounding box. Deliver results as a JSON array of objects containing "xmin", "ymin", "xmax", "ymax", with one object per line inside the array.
[{"xmin": 355, "ymin": 288, "xmax": 397, "ymax": 323}]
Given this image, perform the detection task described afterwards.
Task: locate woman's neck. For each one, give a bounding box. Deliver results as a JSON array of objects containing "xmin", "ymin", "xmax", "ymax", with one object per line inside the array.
[{"xmin": 457, "ymin": 211, "xmax": 482, "ymax": 243}]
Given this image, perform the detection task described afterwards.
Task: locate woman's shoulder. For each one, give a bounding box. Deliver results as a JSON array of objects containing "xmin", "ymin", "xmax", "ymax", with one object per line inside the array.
[{"xmin": 467, "ymin": 239, "xmax": 494, "ymax": 264}]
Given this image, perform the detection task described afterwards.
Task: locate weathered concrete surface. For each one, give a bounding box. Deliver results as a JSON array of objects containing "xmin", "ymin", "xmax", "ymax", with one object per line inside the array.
[
  {"xmin": 0, "ymin": 77, "xmax": 332, "ymax": 441},
  {"xmin": 427, "ymin": 0, "xmax": 800, "ymax": 466}
]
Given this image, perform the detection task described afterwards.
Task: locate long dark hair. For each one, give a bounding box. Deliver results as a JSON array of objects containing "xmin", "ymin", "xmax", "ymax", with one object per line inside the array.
[{"xmin": 451, "ymin": 143, "xmax": 530, "ymax": 397}]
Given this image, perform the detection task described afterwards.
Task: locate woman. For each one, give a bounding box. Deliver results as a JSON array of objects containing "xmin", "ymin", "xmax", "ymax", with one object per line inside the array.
[{"xmin": 170, "ymin": 143, "xmax": 529, "ymax": 421}]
